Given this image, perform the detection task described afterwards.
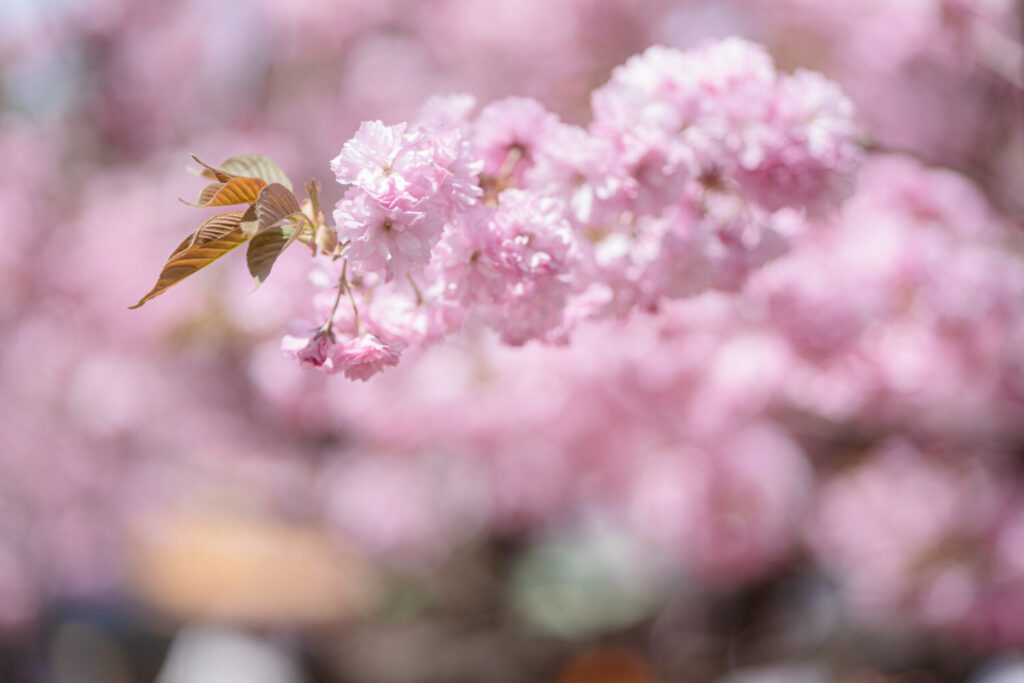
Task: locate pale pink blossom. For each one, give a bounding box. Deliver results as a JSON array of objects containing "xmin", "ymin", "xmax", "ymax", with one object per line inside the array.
[
  {"xmin": 414, "ymin": 95, "xmax": 484, "ymax": 215},
  {"xmin": 590, "ymin": 39, "xmax": 862, "ymax": 213},
  {"xmin": 478, "ymin": 190, "xmax": 577, "ymax": 344},
  {"xmin": 526, "ymin": 123, "xmax": 629, "ymax": 228},
  {"xmin": 334, "ymin": 193, "xmax": 444, "ymax": 281},
  {"xmin": 330, "ymin": 120, "xmax": 442, "ymax": 205},
  {"xmin": 749, "ymin": 155, "xmax": 1024, "ymax": 439},
  {"xmin": 329, "ymin": 334, "xmax": 404, "ymax": 381},
  {"xmin": 473, "ymin": 97, "xmax": 560, "ymax": 186},
  {"xmin": 289, "ymin": 329, "xmax": 334, "ymax": 368}
]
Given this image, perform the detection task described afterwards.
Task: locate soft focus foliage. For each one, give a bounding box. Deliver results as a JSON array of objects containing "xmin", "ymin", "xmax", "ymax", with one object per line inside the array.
[{"xmin": 1, "ymin": 0, "xmax": 1023, "ymax": 681}]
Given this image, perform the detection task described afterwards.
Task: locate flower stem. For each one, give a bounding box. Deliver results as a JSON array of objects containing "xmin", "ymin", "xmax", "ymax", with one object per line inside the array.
[
  {"xmin": 321, "ymin": 260, "xmax": 352, "ymax": 336},
  {"xmin": 342, "ymin": 260, "xmax": 364, "ymax": 334},
  {"xmin": 407, "ymin": 274, "xmax": 424, "ymax": 306}
]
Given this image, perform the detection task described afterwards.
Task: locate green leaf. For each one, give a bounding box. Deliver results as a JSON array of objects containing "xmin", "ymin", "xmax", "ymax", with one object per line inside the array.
[
  {"xmin": 247, "ymin": 223, "xmax": 298, "ymax": 287},
  {"xmin": 187, "ymin": 176, "xmax": 267, "ymax": 207},
  {"xmin": 203, "ymin": 154, "xmax": 294, "ymax": 192},
  {"xmin": 239, "ymin": 182, "xmax": 302, "ymax": 237},
  {"xmin": 129, "ymin": 211, "xmax": 250, "ymax": 309}
]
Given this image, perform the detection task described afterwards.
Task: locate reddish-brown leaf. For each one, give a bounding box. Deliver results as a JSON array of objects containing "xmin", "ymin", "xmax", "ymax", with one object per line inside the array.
[
  {"xmin": 187, "ymin": 176, "xmax": 266, "ymax": 207},
  {"xmin": 194, "ymin": 182, "xmax": 225, "ymax": 206},
  {"xmin": 239, "ymin": 183, "xmax": 302, "ymax": 237},
  {"xmin": 191, "ymin": 155, "xmax": 235, "ymax": 183},
  {"xmin": 247, "ymin": 223, "xmax": 298, "ymax": 287},
  {"xmin": 129, "ymin": 211, "xmax": 250, "ymax": 309},
  {"xmin": 169, "ymin": 206, "xmax": 255, "ymax": 258},
  {"xmin": 198, "ymin": 154, "xmax": 294, "ymax": 192}
]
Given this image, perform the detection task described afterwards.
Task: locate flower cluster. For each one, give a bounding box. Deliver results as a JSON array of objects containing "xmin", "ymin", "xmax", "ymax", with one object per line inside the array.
[
  {"xmin": 5, "ymin": 0, "xmax": 1024, "ymax": 667},
  {"xmin": 809, "ymin": 440, "xmax": 1024, "ymax": 649},
  {"xmin": 298, "ymin": 151, "xmax": 1024, "ymax": 647},
  {"xmin": 746, "ymin": 154, "xmax": 1024, "ymax": 440},
  {"xmin": 284, "ymin": 38, "xmax": 862, "ymax": 379}
]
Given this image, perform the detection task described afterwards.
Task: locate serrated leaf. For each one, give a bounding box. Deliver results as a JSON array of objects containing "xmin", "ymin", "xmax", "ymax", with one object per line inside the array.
[
  {"xmin": 239, "ymin": 182, "xmax": 302, "ymax": 237},
  {"xmin": 187, "ymin": 176, "xmax": 266, "ymax": 207},
  {"xmin": 247, "ymin": 223, "xmax": 298, "ymax": 287},
  {"xmin": 168, "ymin": 208, "xmax": 250, "ymax": 258},
  {"xmin": 129, "ymin": 211, "xmax": 250, "ymax": 309},
  {"xmin": 204, "ymin": 154, "xmax": 294, "ymax": 192}
]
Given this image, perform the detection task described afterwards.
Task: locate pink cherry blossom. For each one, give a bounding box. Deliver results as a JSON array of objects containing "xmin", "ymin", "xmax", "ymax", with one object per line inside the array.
[
  {"xmin": 330, "ymin": 121, "xmax": 440, "ymax": 205},
  {"xmin": 329, "ymin": 334, "xmax": 404, "ymax": 381},
  {"xmin": 334, "ymin": 192, "xmax": 444, "ymax": 281},
  {"xmin": 15, "ymin": 4, "xmax": 1024, "ymax": 665},
  {"xmin": 282, "ymin": 328, "xmax": 334, "ymax": 369},
  {"xmin": 472, "ymin": 97, "xmax": 561, "ymax": 187}
]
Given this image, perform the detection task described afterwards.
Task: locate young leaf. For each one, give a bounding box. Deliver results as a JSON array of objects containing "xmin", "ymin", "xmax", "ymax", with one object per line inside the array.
[
  {"xmin": 190, "ymin": 155, "xmax": 235, "ymax": 183},
  {"xmin": 186, "ymin": 176, "xmax": 267, "ymax": 207},
  {"xmin": 247, "ymin": 223, "xmax": 298, "ymax": 287},
  {"xmin": 203, "ymin": 154, "xmax": 294, "ymax": 192},
  {"xmin": 168, "ymin": 206, "xmax": 252, "ymax": 258},
  {"xmin": 239, "ymin": 182, "xmax": 302, "ymax": 237},
  {"xmin": 129, "ymin": 211, "xmax": 250, "ymax": 309}
]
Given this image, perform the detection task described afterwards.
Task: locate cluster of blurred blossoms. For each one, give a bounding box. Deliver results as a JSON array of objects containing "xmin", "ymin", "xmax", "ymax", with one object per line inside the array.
[
  {"xmin": 282, "ymin": 38, "xmax": 861, "ymax": 380},
  {"xmin": 300, "ymin": 152, "xmax": 1024, "ymax": 648},
  {"xmin": 4, "ymin": 0, "xmax": 1024, "ymax": 666}
]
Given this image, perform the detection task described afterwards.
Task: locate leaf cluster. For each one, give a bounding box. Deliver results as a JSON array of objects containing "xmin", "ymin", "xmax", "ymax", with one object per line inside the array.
[{"xmin": 129, "ymin": 154, "xmax": 311, "ymax": 309}]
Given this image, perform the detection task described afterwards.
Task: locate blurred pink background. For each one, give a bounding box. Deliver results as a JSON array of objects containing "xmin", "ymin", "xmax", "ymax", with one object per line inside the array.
[{"xmin": 1, "ymin": 1, "xmax": 1023, "ymax": 681}]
